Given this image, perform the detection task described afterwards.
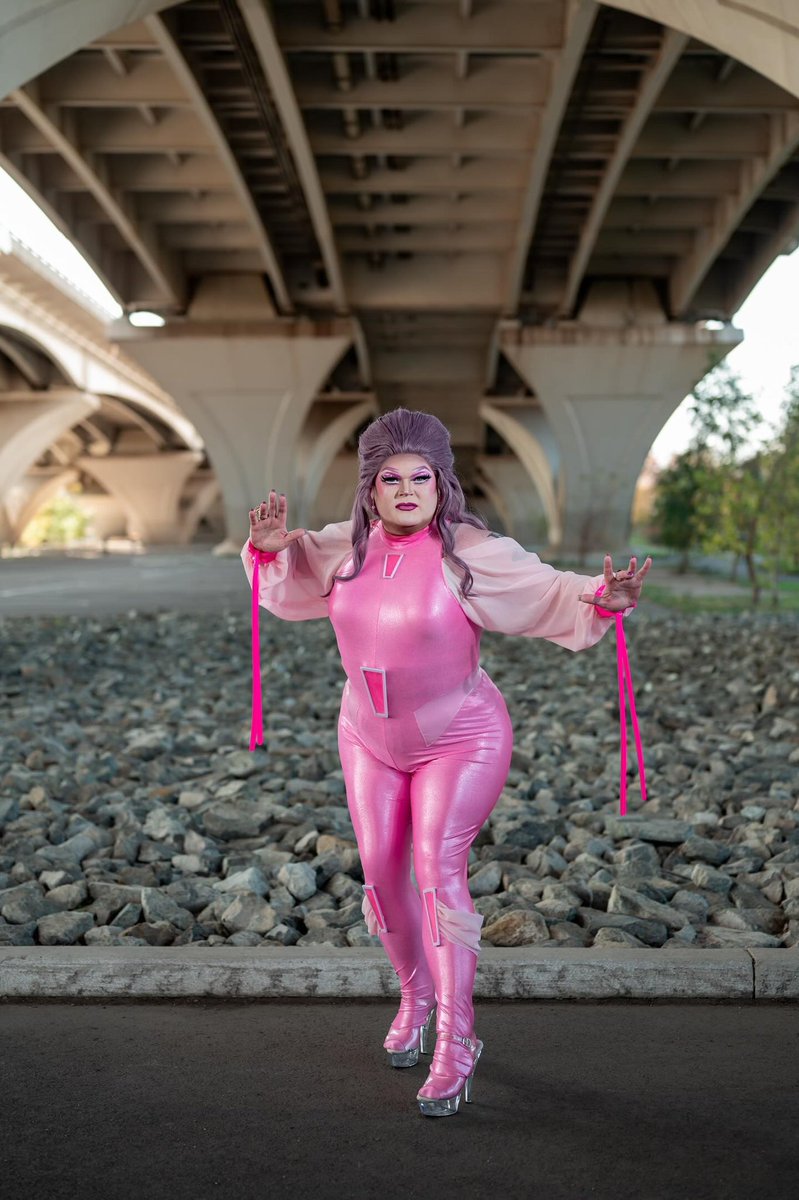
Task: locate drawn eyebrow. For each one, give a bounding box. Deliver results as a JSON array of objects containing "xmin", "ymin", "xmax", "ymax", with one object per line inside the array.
[{"xmin": 381, "ymin": 470, "xmax": 431, "ymax": 478}]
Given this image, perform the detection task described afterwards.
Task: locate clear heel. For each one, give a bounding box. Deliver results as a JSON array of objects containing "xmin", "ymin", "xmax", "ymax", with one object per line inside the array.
[{"xmin": 385, "ymin": 1004, "xmax": 436, "ymax": 1068}]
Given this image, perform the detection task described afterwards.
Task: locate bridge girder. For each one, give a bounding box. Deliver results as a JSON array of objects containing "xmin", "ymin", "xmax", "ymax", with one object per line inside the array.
[{"xmin": 1, "ymin": 0, "xmax": 798, "ymax": 550}]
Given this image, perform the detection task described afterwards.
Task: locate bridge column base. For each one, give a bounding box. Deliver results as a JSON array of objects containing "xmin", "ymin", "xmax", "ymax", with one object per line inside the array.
[
  {"xmin": 475, "ymin": 454, "xmax": 550, "ymax": 546},
  {"xmin": 501, "ymin": 319, "xmax": 741, "ymax": 560},
  {"xmin": 78, "ymin": 452, "xmax": 203, "ymax": 545},
  {"xmin": 113, "ymin": 316, "xmax": 353, "ymax": 550}
]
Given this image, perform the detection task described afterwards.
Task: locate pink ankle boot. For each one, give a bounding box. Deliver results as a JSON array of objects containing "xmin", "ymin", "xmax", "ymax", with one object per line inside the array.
[
  {"xmin": 416, "ymin": 1031, "xmax": 484, "ymax": 1116},
  {"xmin": 362, "ymin": 884, "xmax": 437, "ymax": 1067},
  {"xmin": 384, "ymin": 1001, "xmax": 437, "ymax": 1067},
  {"xmin": 415, "ymin": 885, "xmax": 486, "ymax": 1114}
]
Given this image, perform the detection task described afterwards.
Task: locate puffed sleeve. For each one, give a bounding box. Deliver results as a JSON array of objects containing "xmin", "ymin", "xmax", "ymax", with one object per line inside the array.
[
  {"xmin": 441, "ymin": 524, "xmax": 618, "ymax": 652},
  {"xmin": 240, "ymin": 520, "xmax": 354, "ymax": 621}
]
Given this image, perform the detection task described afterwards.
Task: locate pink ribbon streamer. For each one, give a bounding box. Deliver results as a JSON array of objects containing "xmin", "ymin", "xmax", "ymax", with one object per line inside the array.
[
  {"xmin": 247, "ymin": 545, "xmax": 646, "ymax": 812},
  {"xmin": 594, "ymin": 583, "xmax": 647, "ymax": 815},
  {"xmin": 248, "ymin": 541, "xmax": 277, "ymax": 751}
]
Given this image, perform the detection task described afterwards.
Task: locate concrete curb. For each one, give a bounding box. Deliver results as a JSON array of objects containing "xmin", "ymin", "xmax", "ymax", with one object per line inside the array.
[{"xmin": 1, "ymin": 946, "xmax": 796, "ymax": 1001}]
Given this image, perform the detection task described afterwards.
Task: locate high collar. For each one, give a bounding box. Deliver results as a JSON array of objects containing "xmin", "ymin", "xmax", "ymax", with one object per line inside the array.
[{"xmin": 375, "ymin": 519, "xmax": 435, "ymax": 548}]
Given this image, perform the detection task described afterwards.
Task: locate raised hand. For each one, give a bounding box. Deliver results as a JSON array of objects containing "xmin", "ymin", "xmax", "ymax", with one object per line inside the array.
[
  {"xmin": 578, "ymin": 553, "xmax": 652, "ymax": 613},
  {"xmin": 248, "ymin": 489, "xmax": 306, "ymax": 553}
]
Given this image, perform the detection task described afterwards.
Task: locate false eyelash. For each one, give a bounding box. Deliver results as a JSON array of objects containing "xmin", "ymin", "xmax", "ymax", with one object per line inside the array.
[{"xmin": 381, "ymin": 474, "xmax": 431, "ymax": 482}]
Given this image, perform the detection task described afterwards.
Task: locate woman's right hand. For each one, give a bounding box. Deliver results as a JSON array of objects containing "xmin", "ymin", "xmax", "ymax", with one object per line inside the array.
[{"xmin": 248, "ymin": 490, "xmax": 306, "ymax": 552}]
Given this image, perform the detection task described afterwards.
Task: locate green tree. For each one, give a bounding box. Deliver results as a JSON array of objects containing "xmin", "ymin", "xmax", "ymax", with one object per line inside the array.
[
  {"xmin": 651, "ymin": 363, "xmax": 767, "ymax": 580},
  {"xmin": 758, "ymin": 367, "xmax": 799, "ymax": 604},
  {"xmin": 650, "ymin": 447, "xmax": 717, "ymax": 572},
  {"xmin": 702, "ymin": 451, "xmax": 766, "ymax": 602},
  {"xmin": 686, "ymin": 361, "xmax": 764, "ymax": 460},
  {"xmin": 21, "ymin": 493, "xmax": 89, "ymax": 547},
  {"xmin": 690, "ymin": 364, "xmax": 799, "ymax": 606}
]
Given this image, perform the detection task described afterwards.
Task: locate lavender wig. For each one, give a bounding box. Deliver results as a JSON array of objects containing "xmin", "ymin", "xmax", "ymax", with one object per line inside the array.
[{"xmin": 326, "ymin": 407, "xmax": 499, "ymax": 599}]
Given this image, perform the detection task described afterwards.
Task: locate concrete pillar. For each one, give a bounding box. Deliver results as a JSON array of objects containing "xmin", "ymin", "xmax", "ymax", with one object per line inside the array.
[
  {"xmin": 480, "ymin": 401, "xmax": 561, "ymax": 546},
  {"xmin": 78, "ymin": 452, "xmax": 202, "ymax": 544},
  {"xmin": 78, "ymin": 493, "xmax": 127, "ymax": 542},
  {"xmin": 181, "ymin": 475, "xmax": 222, "ymax": 542},
  {"xmin": 113, "ymin": 302, "xmax": 353, "ymax": 551},
  {"xmin": 295, "ymin": 397, "xmax": 377, "ymax": 527},
  {"xmin": 501, "ymin": 284, "xmax": 741, "ymax": 557},
  {"xmin": 0, "ymin": 391, "xmax": 99, "ymax": 543},
  {"xmin": 469, "ymin": 471, "xmax": 510, "ymax": 537},
  {"xmin": 475, "ymin": 455, "xmax": 549, "ymax": 547},
  {"xmin": 311, "ymin": 452, "xmax": 360, "ymax": 528}
]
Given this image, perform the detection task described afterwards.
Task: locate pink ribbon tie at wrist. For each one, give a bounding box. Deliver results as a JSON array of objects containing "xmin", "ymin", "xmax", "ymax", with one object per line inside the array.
[
  {"xmin": 593, "ymin": 583, "xmax": 647, "ymax": 815},
  {"xmin": 248, "ymin": 540, "xmax": 278, "ymax": 751}
]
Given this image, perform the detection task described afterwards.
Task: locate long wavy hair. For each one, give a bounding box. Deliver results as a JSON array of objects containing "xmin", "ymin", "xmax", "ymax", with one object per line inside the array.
[{"xmin": 325, "ymin": 407, "xmax": 499, "ymax": 599}]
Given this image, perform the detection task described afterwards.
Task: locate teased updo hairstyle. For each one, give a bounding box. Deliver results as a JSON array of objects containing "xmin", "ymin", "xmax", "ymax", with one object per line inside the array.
[{"xmin": 326, "ymin": 407, "xmax": 499, "ymax": 599}]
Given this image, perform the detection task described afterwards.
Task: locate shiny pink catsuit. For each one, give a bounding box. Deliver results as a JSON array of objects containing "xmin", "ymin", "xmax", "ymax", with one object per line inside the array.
[
  {"xmin": 241, "ymin": 517, "xmax": 642, "ymax": 1060},
  {"xmin": 331, "ymin": 519, "xmax": 514, "ymax": 1044}
]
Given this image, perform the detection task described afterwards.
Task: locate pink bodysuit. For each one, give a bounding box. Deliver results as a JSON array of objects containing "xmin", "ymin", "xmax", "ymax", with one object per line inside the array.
[{"xmin": 241, "ymin": 518, "xmax": 643, "ymax": 1050}]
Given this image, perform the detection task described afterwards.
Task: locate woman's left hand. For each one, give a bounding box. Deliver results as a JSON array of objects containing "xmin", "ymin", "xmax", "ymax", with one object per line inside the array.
[{"xmin": 578, "ymin": 554, "xmax": 652, "ymax": 613}]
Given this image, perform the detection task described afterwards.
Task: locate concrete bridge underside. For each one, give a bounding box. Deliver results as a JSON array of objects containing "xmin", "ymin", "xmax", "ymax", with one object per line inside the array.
[{"xmin": 1, "ymin": 0, "xmax": 797, "ymax": 554}]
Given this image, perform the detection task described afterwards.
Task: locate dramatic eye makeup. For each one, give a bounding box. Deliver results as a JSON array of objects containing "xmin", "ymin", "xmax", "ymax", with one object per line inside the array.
[{"xmin": 380, "ymin": 472, "xmax": 432, "ymax": 483}]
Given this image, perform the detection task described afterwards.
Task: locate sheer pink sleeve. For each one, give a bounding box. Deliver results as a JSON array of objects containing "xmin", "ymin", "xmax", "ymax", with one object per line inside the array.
[
  {"xmin": 441, "ymin": 525, "xmax": 615, "ymax": 652},
  {"xmin": 241, "ymin": 521, "xmax": 353, "ymax": 751},
  {"xmin": 443, "ymin": 525, "xmax": 646, "ymax": 814},
  {"xmin": 239, "ymin": 520, "xmax": 353, "ymax": 621}
]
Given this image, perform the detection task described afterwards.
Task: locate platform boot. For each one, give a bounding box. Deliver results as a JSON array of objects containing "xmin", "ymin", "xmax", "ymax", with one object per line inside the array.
[
  {"xmin": 415, "ymin": 885, "xmax": 485, "ymax": 1116},
  {"xmin": 362, "ymin": 883, "xmax": 437, "ymax": 1068}
]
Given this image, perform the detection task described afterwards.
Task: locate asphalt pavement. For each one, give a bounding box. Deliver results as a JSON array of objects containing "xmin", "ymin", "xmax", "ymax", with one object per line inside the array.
[
  {"xmin": 3, "ymin": 553, "xmax": 796, "ymax": 1199},
  {"xmin": 0, "ymin": 548, "xmax": 247, "ymax": 616},
  {"xmin": 1, "ymin": 999, "xmax": 797, "ymax": 1200}
]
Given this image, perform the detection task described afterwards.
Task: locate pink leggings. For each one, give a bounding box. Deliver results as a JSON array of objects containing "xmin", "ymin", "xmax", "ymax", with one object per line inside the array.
[{"xmin": 337, "ymin": 671, "xmax": 513, "ymax": 1038}]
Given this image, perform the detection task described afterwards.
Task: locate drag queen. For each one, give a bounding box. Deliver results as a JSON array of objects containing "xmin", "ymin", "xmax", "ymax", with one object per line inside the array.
[{"xmin": 242, "ymin": 408, "xmax": 650, "ymax": 1118}]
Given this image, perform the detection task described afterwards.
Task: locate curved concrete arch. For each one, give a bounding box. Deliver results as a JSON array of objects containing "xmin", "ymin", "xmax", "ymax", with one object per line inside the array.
[
  {"xmin": 0, "ymin": 310, "xmax": 202, "ymax": 449},
  {"xmin": 310, "ymin": 451, "xmax": 360, "ymax": 527},
  {"xmin": 0, "ymin": 330, "xmax": 53, "ymax": 387},
  {"xmin": 0, "ymin": 391, "xmax": 100, "ymax": 506},
  {"xmin": 89, "ymin": 388, "xmax": 201, "ymax": 451},
  {"xmin": 78, "ymin": 450, "xmax": 202, "ymax": 544},
  {"xmin": 114, "ymin": 323, "xmax": 354, "ymax": 546},
  {"xmin": 98, "ymin": 394, "xmax": 167, "ymax": 448},
  {"xmin": 0, "ymin": 1, "xmax": 183, "ymax": 99},
  {"xmin": 296, "ymin": 397, "xmax": 379, "ymax": 527},
  {"xmin": 472, "ymin": 468, "xmax": 512, "ymax": 537},
  {"xmin": 0, "ymin": 323, "xmax": 69, "ymax": 385},
  {"xmin": 480, "ymin": 401, "xmax": 562, "ymax": 546},
  {"xmin": 182, "ymin": 476, "xmax": 221, "ymax": 543},
  {"xmin": 601, "ymin": 1, "xmax": 799, "ymax": 100},
  {"xmin": 260, "ymin": 336, "xmax": 354, "ymax": 500},
  {"xmin": 502, "ymin": 315, "xmax": 741, "ymax": 555}
]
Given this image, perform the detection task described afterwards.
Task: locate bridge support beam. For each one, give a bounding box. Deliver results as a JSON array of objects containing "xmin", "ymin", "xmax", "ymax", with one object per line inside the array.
[
  {"xmin": 310, "ymin": 452, "xmax": 360, "ymax": 528},
  {"xmin": 295, "ymin": 397, "xmax": 377, "ymax": 527},
  {"xmin": 78, "ymin": 494, "xmax": 127, "ymax": 542},
  {"xmin": 501, "ymin": 302, "xmax": 741, "ymax": 559},
  {"xmin": 78, "ymin": 452, "xmax": 202, "ymax": 545},
  {"xmin": 475, "ymin": 455, "xmax": 550, "ymax": 547},
  {"xmin": 480, "ymin": 401, "xmax": 561, "ymax": 547},
  {"xmin": 113, "ymin": 309, "xmax": 353, "ymax": 551}
]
